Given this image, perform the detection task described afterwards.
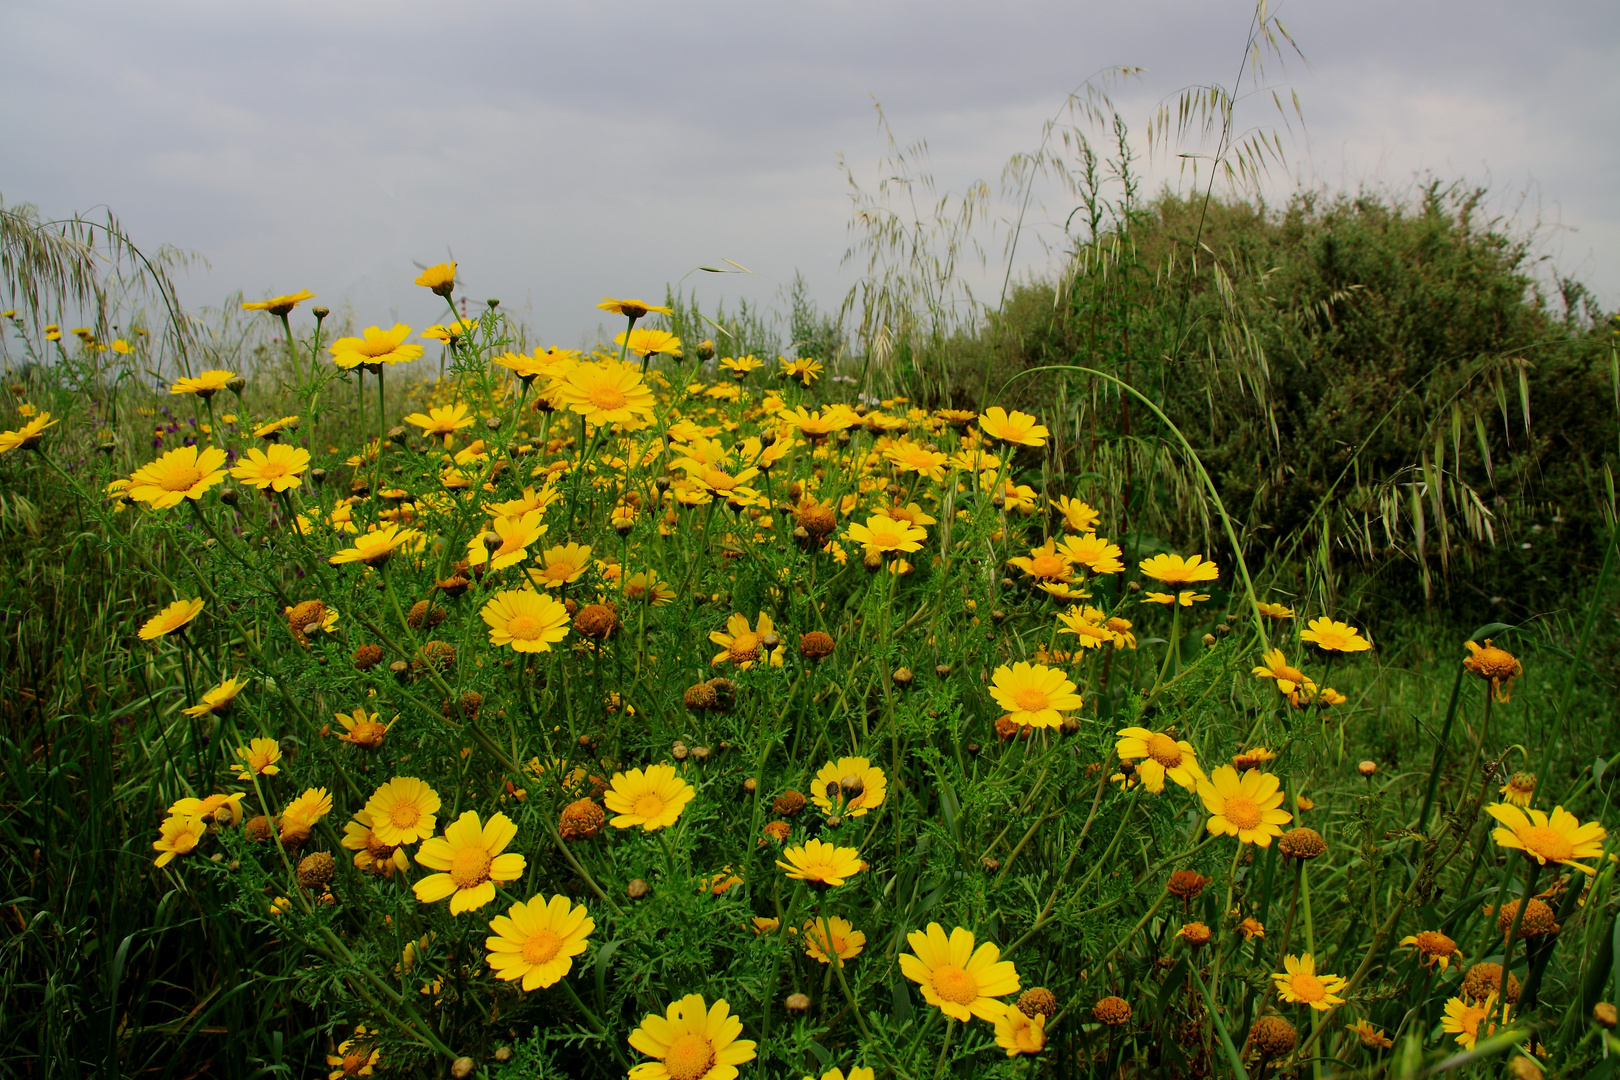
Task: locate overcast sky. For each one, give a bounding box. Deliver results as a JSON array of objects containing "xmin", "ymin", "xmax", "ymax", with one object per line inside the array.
[{"xmin": 3, "ymin": 0, "xmax": 1616, "ymax": 348}]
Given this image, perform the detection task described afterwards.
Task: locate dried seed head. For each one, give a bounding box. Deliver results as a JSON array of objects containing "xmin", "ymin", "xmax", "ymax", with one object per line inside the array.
[
  {"xmin": 691, "ymin": 745, "xmax": 710, "ymax": 762},
  {"xmin": 1250, "ymin": 1016, "xmax": 1297, "ymax": 1056},
  {"xmin": 1167, "ymin": 870, "xmax": 1212, "ymax": 900},
  {"xmin": 626, "ymin": 878, "xmax": 650, "ymax": 900},
  {"xmin": 891, "ymin": 667, "xmax": 914, "ymax": 687},
  {"xmin": 763, "ymin": 821, "xmax": 790, "ymax": 844},
  {"xmin": 743, "ymin": 778, "xmax": 758, "ymax": 794},
  {"xmin": 1461, "ymin": 962, "xmax": 1522, "ymax": 1004},
  {"xmin": 451, "ymin": 1056, "xmax": 475, "ymax": 1079},
  {"xmin": 684, "ymin": 682, "xmax": 718, "ymax": 710},
  {"xmin": 1358, "ymin": 760, "xmax": 1378, "ymax": 777},
  {"xmin": 799, "ymin": 631, "xmax": 835, "ymax": 660},
  {"xmin": 773, "ymin": 790, "xmax": 806, "ymax": 816},
  {"xmin": 296, "ymin": 851, "xmax": 335, "ymax": 891},
  {"xmin": 1278, "ymin": 827, "xmax": 1327, "ymax": 861},
  {"xmin": 1497, "ymin": 897, "xmax": 1560, "ymax": 939},
  {"xmin": 672, "ymin": 741, "xmax": 689, "ymax": 761},
  {"xmin": 1017, "ymin": 987, "xmax": 1058, "ymax": 1018},
  {"xmin": 1176, "ymin": 921, "xmax": 1212, "ymax": 948},
  {"xmin": 245, "ymin": 815, "xmax": 274, "ymax": 842},
  {"xmin": 934, "ymin": 664, "xmax": 952, "ymax": 677},
  {"xmin": 704, "ymin": 678, "xmax": 737, "ymax": 711},
  {"xmin": 1092, "ymin": 996, "xmax": 1132, "ymax": 1026},
  {"xmin": 785, "ymin": 992, "xmax": 811, "ymax": 1015},
  {"xmin": 573, "ymin": 602, "xmax": 619, "ymax": 640},
  {"xmin": 559, "ymin": 798, "xmax": 605, "ymax": 841},
  {"xmin": 353, "ymin": 643, "xmax": 384, "ymax": 670}
]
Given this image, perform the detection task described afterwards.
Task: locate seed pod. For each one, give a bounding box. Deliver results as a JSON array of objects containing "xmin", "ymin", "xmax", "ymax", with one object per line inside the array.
[
  {"xmin": 785, "ymin": 992, "xmax": 810, "ymax": 1015},
  {"xmin": 627, "ymin": 878, "xmax": 650, "ymax": 900}
]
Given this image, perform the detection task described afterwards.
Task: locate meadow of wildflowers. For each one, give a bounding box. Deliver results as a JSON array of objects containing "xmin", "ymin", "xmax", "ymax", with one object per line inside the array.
[{"xmin": 0, "ymin": 262, "xmax": 1617, "ymax": 1080}]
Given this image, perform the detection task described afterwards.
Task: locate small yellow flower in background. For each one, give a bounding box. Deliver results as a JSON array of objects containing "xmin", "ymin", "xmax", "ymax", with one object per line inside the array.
[
  {"xmin": 626, "ymin": 994, "xmax": 755, "ymax": 1080},
  {"xmin": 1486, "ymin": 803, "xmax": 1606, "ymax": 874},
  {"xmin": 1057, "ymin": 533, "xmax": 1124, "ymax": 574},
  {"xmin": 230, "ymin": 444, "xmax": 310, "ymax": 492},
  {"xmin": 325, "ymin": 1024, "xmax": 380, "ymax": 1079},
  {"xmin": 242, "ymin": 289, "xmax": 315, "ymax": 316},
  {"xmin": 1442, "ymin": 992, "xmax": 1509, "ymax": 1050},
  {"xmin": 884, "ymin": 439, "xmax": 949, "ymax": 481},
  {"xmin": 993, "ymin": 1007, "xmax": 1046, "ymax": 1057},
  {"xmin": 527, "ymin": 542, "xmax": 593, "ymax": 588},
  {"xmin": 1499, "ymin": 771, "xmax": 1536, "ymax": 807},
  {"xmin": 1050, "ymin": 495, "xmax": 1100, "ymax": 533},
  {"xmin": 335, "ymin": 707, "xmax": 394, "ymax": 749},
  {"xmin": 110, "ymin": 339, "xmax": 132, "ymax": 353},
  {"xmin": 153, "ymin": 814, "xmax": 207, "ymax": 867},
  {"xmin": 802, "ymin": 1069, "xmax": 874, "ymax": 1080},
  {"xmin": 1300, "ymin": 617, "xmax": 1371, "ymax": 654},
  {"xmin": 127, "ymin": 445, "xmax": 230, "ymax": 508},
  {"xmin": 989, "ymin": 662, "xmax": 1083, "ymax": 729},
  {"xmin": 169, "ymin": 369, "xmax": 236, "ymax": 398},
  {"xmin": 613, "ymin": 327, "xmax": 682, "ymax": 359},
  {"xmin": 1464, "ymin": 638, "xmax": 1522, "ymax": 702},
  {"xmin": 0, "ymin": 411, "xmax": 59, "ymax": 453},
  {"xmin": 555, "ymin": 361, "xmax": 658, "ymax": 426},
  {"xmin": 467, "ymin": 510, "xmax": 547, "ymax": 571},
  {"xmin": 14, "ymin": 403, "xmax": 36, "ymax": 418},
  {"xmin": 364, "ymin": 777, "xmax": 441, "ymax": 846},
  {"xmin": 977, "ymin": 406, "xmax": 1048, "ymax": 446},
  {"xmin": 253, "ymin": 415, "xmax": 299, "ymax": 440},
  {"xmin": 625, "ymin": 570, "xmax": 677, "ymax": 605},
  {"xmin": 776, "ymin": 839, "xmax": 864, "ymax": 887},
  {"xmin": 720, "ymin": 354, "xmax": 764, "ymax": 378},
  {"xmin": 329, "ymin": 324, "xmax": 423, "ymax": 369},
  {"xmin": 604, "ymin": 764, "xmax": 694, "ymax": 831},
  {"xmin": 846, "ymin": 514, "xmax": 927, "ymax": 555},
  {"xmin": 810, "ymin": 757, "xmax": 887, "ymax": 817},
  {"xmin": 1007, "ymin": 537, "xmax": 1073, "ymax": 582},
  {"xmin": 420, "ymin": 317, "xmax": 479, "ymax": 342},
  {"xmin": 1256, "ymin": 601, "xmax": 1296, "ymax": 619},
  {"xmin": 710, "ymin": 611, "xmax": 784, "ymax": 669},
  {"xmin": 1252, "ymin": 649, "xmax": 1308, "ymax": 695},
  {"xmin": 1142, "ymin": 589, "xmax": 1211, "ymax": 607},
  {"xmin": 803, "ymin": 916, "xmax": 865, "ymax": 966},
  {"xmin": 1139, "ymin": 553, "xmax": 1219, "ymax": 588},
  {"xmin": 597, "ymin": 297, "xmax": 673, "ymax": 319},
  {"xmin": 1273, "ymin": 953, "xmax": 1347, "ymax": 1011},
  {"xmin": 779, "ymin": 356, "xmax": 823, "ymax": 385},
  {"xmin": 1399, "ymin": 930, "xmax": 1460, "ymax": 971},
  {"xmin": 1197, "ymin": 765, "xmax": 1292, "ymax": 845},
  {"xmin": 138, "ymin": 597, "xmax": 204, "ymax": 640},
  {"xmin": 403, "ymin": 402, "xmax": 475, "ymax": 441},
  {"xmin": 1346, "ymin": 1018, "xmax": 1393, "ymax": 1049},
  {"xmin": 1055, "ymin": 607, "xmax": 1118, "ymax": 649},
  {"xmin": 1114, "ymin": 727, "xmax": 1203, "ymax": 793},
  {"xmin": 231, "ymin": 736, "xmax": 282, "ymax": 779},
  {"xmin": 481, "ymin": 588, "xmax": 571, "ymax": 652},
  {"xmin": 342, "ymin": 809, "xmax": 412, "ymax": 876},
  {"xmin": 281, "ymin": 787, "xmax": 333, "ymax": 832},
  {"xmin": 899, "ymin": 922, "xmax": 1021, "ymax": 1023},
  {"xmin": 413, "ymin": 810, "xmax": 525, "ymax": 915},
  {"xmin": 328, "ymin": 524, "xmax": 421, "ymax": 567},
  {"xmin": 1238, "ymin": 917, "xmax": 1266, "ymax": 941},
  {"xmin": 181, "ymin": 675, "xmax": 248, "ymax": 718},
  {"xmin": 485, "ymin": 893, "xmax": 594, "ymax": 991},
  {"xmin": 168, "ymin": 791, "xmax": 247, "ymax": 826},
  {"xmin": 414, "ymin": 262, "xmax": 457, "ymax": 296}
]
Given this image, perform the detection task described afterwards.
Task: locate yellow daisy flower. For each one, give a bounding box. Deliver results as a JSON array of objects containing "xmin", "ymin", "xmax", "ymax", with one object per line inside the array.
[
  {"xmin": 467, "ymin": 510, "xmax": 547, "ymax": 571},
  {"xmin": 802, "ymin": 916, "xmax": 865, "ymax": 967},
  {"xmin": 481, "ymin": 588, "xmax": 571, "ymax": 652},
  {"xmin": 364, "ymin": 777, "xmax": 442, "ymax": 847},
  {"xmin": 485, "ymin": 893, "xmax": 595, "ymax": 991},
  {"xmin": 898, "ymin": 922, "xmax": 1021, "ymax": 1023},
  {"xmin": 1442, "ymin": 992, "xmax": 1509, "ymax": 1050},
  {"xmin": 993, "ymin": 1007, "xmax": 1046, "ymax": 1057},
  {"xmin": 181, "ymin": 675, "xmax": 248, "ymax": 718},
  {"xmin": 0, "ymin": 411, "xmax": 59, "ymax": 453},
  {"xmin": 127, "ymin": 446, "xmax": 230, "ymax": 509},
  {"xmin": 977, "ymin": 406, "xmax": 1048, "ymax": 446},
  {"xmin": 231, "ymin": 736, "xmax": 282, "ymax": 779},
  {"xmin": 1486, "ymin": 803, "xmax": 1607, "ymax": 875},
  {"xmin": 988, "ymin": 662, "xmax": 1083, "ymax": 729},
  {"xmin": 413, "ymin": 810, "xmax": 525, "ymax": 915},
  {"xmin": 1273, "ymin": 953, "xmax": 1348, "ymax": 1011},
  {"xmin": 845, "ymin": 514, "xmax": 927, "ymax": 555},
  {"xmin": 776, "ymin": 839, "xmax": 864, "ymax": 887},
  {"xmin": 1196, "ymin": 765, "xmax": 1292, "ymax": 846},
  {"xmin": 335, "ymin": 707, "xmax": 395, "ymax": 749},
  {"xmin": 153, "ymin": 814, "xmax": 207, "ymax": 867},
  {"xmin": 230, "ymin": 444, "xmax": 310, "ymax": 492},
  {"xmin": 1050, "ymin": 495, "xmax": 1100, "ymax": 533},
  {"xmin": 613, "ymin": 327, "xmax": 682, "ymax": 358},
  {"xmin": 241, "ymin": 290, "xmax": 315, "ymax": 316},
  {"xmin": 328, "ymin": 524, "xmax": 421, "ymax": 567},
  {"xmin": 329, "ymin": 324, "xmax": 423, "ymax": 369},
  {"xmin": 414, "ymin": 262, "xmax": 457, "ymax": 296},
  {"xmin": 1138, "ymin": 553, "xmax": 1219, "ymax": 587},
  {"xmin": 1114, "ymin": 727, "xmax": 1204, "ymax": 793},
  {"xmin": 626, "ymin": 994, "xmax": 755, "ymax": 1080},
  {"xmin": 809, "ymin": 757, "xmax": 887, "ymax": 817},
  {"xmin": 403, "ymin": 402, "xmax": 476, "ymax": 441},
  {"xmin": 709, "ymin": 611, "xmax": 784, "ymax": 669},
  {"xmin": 1299, "ymin": 617, "xmax": 1371, "ymax": 654},
  {"xmin": 138, "ymin": 597, "xmax": 204, "ymax": 640},
  {"xmin": 169, "ymin": 369, "xmax": 237, "ymax": 398},
  {"xmin": 604, "ymin": 764, "xmax": 694, "ymax": 831},
  {"xmin": 1251, "ymin": 649, "xmax": 1308, "ymax": 694}
]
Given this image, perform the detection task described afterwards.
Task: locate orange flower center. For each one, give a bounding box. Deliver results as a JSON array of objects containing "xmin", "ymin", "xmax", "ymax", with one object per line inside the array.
[
  {"xmin": 931, "ymin": 965, "xmax": 981, "ymax": 1005},
  {"xmin": 1146, "ymin": 734, "xmax": 1183, "ymax": 768},
  {"xmin": 729, "ymin": 633, "xmax": 761, "ymax": 660},
  {"xmin": 702, "ymin": 468, "xmax": 739, "ymax": 491},
  {"xmin": 348, "ymin": 721, "xmax": 387, "ymax": 747},
  {"xmin": 449, "ymin": 846, "xmax": 492, "ymax": 889},
  {"xmin": 633, "ymin": 793, "xmax": 667, "ymax": 819},
  {"xmin": 662, "ymin": 1033, "xmax": 715, "ymax": 1080},
  {"xmin": 587, "ymin": 384, "xmax": 628, "ymax": 412},
  {"xmin": 158, "ymin": 464, "xmax": 205, "ymax": 492},
  {"xmin": 505, "ymin": 615, "xmax": 544, "ymax": 641},
  {"xmin": 1288, "ymin": 973, "xmax": 1326, "ymax": 1002},
  {"xmin": 868, "ymin": 525, "xmax": 904, "ymax": 548},
  {"xmin": 1517, "ymin": 825, "xmax": 1574, "ymax": 862},
  {"xmin": 173, "ymin": 830, "xmax": 199, "ymax": 855},
  {"xmin": 521, "ymin": 929, "xmax": 564, "ymax": 966},
  {"xmin": 1222, "ymin": 796, "xmax": 1262, "ymax": 830},
  {"xmin": 1028, "ymin": 555, "xmax": 1068, "ymax": 578},
  {"xmin": 1013, "ymin": 687, "xmax": 1050, "ymax": 713},
  {"xmin": 388, "ymin": 803, "xmax": 421, "ymax": 829}
]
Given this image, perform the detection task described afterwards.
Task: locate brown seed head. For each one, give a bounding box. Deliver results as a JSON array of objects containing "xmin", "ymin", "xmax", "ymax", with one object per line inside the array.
[
  {"xmin": 1250, "ymin": 1016, "xmax": 1298, "ymax": 1056},
  {"xmin": 286, "ymin": 599, "xmax": 327, "ymax": 644},
  {"xmin": 672, "ymin": 741, "xmax": 689, "ymax": 761},
  {"xmin": 1167, "ymin": 870, "xmax": 1212, "ymax": 900},
  {"xmin": 684, "ymin": 682, "xmax": 718, "ymax": 710},
  {"xmin": 574, "ymin": 602, "xmax": 619, "ymax": 639},
  {"xmin": 1278, "ymin": 827, "xmax": 1327, "ymax": 860},
  {"xmin": 296, "ymin": 851, "xmax": 335, "ymax": 891},
  {"xmin": 773, "ymin": 790, "xmax": 806, "ymax": 816},
  {"xmin": 1498, "ymin": 897, "xmax": 1560, "ymax": 938},
  {"xmin": 799, "ymin": 630, "xmax": 835, "ymax": 660},
  {"xmin": 415, "ymin": 641, "xmax": 456, "ymax": 673},
  {"xmin": 785, "ymin": 992, "xmax": 811, "ymax": 1015},
  {"xmin": 1092, "ymin": 996, "xmax": 1132, "ymax": 1026},
  {"xmin": 796, "ymin": 500, "xmax": 837, "ymax": 541},
  {"xmin": 451, "ymin": 1057, "xmax": 475, "ymax": 1079},
  {"xmin": 1358, "ymin": 760, "xmax": 1378, "ymax": 777},
  {"xmin": 627, "ymin": 878, "xmax": 650, "ymax": 900},
  {"xmin": 352, "ymin": 643, "xmax": 384, "ymax": 670},
  {"xmin": 891, "ymin": 667, "xmax": 914, "ymax": 687},
  {"xmin": 1461, "ymin": 962, "xmax": 1522, "ymax": 1003},
  {"xmin": 1178, "ymin": 922, "xmax": 1212, "ymax": 948},
  {"xmin": 407, "ymin": 599, "xmax": 447, "ymax": 629},
  {"xmin": 763, "ymin": 821, "xmax": 791, "ymax": 844},
  {"xmin": 245, "ymin": 815, "xmax": 273, "ymax": 842},
  {"xmin": 559, "ymin": 798, "xmax": 605, "ymax": 841},
  {"xmin": 1017, "ymin": 987, "xmax": 1058, "ymax": 1018}
]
